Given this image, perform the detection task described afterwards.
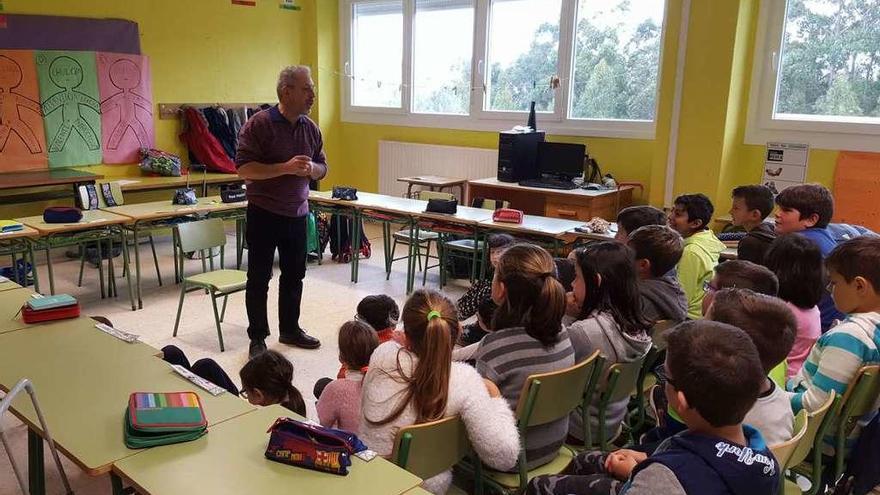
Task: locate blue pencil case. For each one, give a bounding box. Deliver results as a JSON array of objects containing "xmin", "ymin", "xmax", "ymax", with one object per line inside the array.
[{"xmin": 26, "ymin": 294, "xmax": 77, "ymax": 311}]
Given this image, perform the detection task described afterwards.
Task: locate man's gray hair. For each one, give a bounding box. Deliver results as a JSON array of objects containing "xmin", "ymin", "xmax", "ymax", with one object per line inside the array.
[{"xmin": 277, "ymin": 65, "xmax": 311, "ymax": 98}]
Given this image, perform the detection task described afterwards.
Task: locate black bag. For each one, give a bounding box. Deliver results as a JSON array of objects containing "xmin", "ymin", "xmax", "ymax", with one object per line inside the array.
[
  {"xmin": 328, "ymin": 215, "xmax": 371, "ymax": 263},
  {"xmin": 173, "ymin": 188, "xmax": 198, "ymax": 205},
  {"xmin": 426, "ymin": 198, "xmax": 458, "ymax": 214},
  {"xmin": 220, "ymin": 184, "xmax": 246, "ymax": 203},
  {"xmin": 332, "ymin": 186, "xmax": 358, "ymax": 201}
]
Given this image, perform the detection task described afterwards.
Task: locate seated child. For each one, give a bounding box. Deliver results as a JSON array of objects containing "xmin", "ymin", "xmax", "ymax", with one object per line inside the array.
[
  {"xmin": 526, "ymin": 320, "xmax": 778, "ymax": 495},
  {"xmin": 701, "ymin": 260, "xmax": 779, "ymax": 316},
  {"xmin": 615, "ymin": 205, "xmax": 667, "ymax": 243},
  {"xmin": 789, "ymin": 237, "xmax": 880, "ymax": 416},
  {"xmin": 457, "ymin": 297, "xmax": 498, "ymax": 349},
  {"xmin": 475, "ymin": 243, "xmax": 575, "ymax": 470},
  {"xmin": 161, "ymin": 345, "xmax": 240, "ymax": 396},
  {"xmin": 361, "ymin": 289, "xmax": 519, "ymax": 494},
  {"xmin": 240, "ymin": 350, "xmax": 306, "ymax": 416},
  {"xmin": 708, "ymin": 289, "xmax": 797, "ymax": 445},
  {"xmin": 356, "ymin": 294, "xmax": 400, "ymax": 344},
  {"xmin": 667, "ymin": 194, "xmax": 725, "ymax": 319},
  {"xmin": 456, "ymin": 233, "xmax": 515, "ymax": 320},
  {"xmin": 774, "ymin": 184, "xmax": 844, "ymax": 329},
  {"xmin": 627, "ymin": 225, "xmax": 688, "ymax": 323},
  {"xmin": 729, "ymin": 185, "xmax": 776, "ymax": 265},
  {"xmin": 566, "ymin": 242, "xmax": 652, "ymax": 443},
  {"xmin": 316, "ymin": 320, "xmax": 378, "ymax": 433},
  {"xmin": 764, "ymin": 234, "xmax": 823, "ymax": 378}
]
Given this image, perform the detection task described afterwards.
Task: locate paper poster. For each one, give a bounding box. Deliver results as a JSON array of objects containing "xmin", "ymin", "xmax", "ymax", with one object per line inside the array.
[
  {"xmin": 97, "ymin": 52, "xmax": 153, "ymax": 163},
  {"xmin": 35, "ymin": 50, "xmax": 102, "ymax": 168},
  {"xmin": 762, "ymin": 142, "xmax": 809, "ymax": 195},
  {"xmin": 0, "ymin": 50, "xmax": 48, "ymax": 172}
]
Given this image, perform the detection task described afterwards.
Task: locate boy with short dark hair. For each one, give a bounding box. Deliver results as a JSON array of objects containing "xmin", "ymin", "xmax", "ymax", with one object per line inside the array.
[
  {"xmin": 628, "ymin": 225, "xmax": 687, "ymax": 323},
  {"xmin": 615, "ymin": 206, "xmax": 667, "ymax": 243},
  {"xmin": 702, "ymin": 260, "xmax": 779, "ymax": 315},
  {"xmin": 668, "ymin": 194, "xmax": 726, "ymax": 319},
  {"xmin": 730, "ymin": 185, "xmax": 776, "ymax": 264},
  {"xmin": 708, "ymin": 289, "xmax": 797, "ymax": 445},
  {"xmin": 774, "ymin": 183, "xmax": 843, "ymax": 330},
  {"xmin": 789, "ymin": 237, "xmax": 880, "ymax": 415},
  {"xmin": 356, "ymin": 294, "xmax": 400, "ymax": 343},
  {"xmin": 526, "ymin": 320, "xmax": 778, "ymax": 495}
]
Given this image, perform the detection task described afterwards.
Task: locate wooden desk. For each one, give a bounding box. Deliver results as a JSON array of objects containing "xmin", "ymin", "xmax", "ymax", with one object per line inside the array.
[
  {"xmin": 397, "ymin": 175, "xmax": 467, "ymax": 200},
  {"xmin": 18, "ymin": 211, "xmax": 133, "ymax": 301},
  {"xmin": 116, "ymin": 172, "xmax": 243, "ymax": 197},
  {"xmin": 0, "ymin": 225, "xmax": 40, "ymax": 289},
  {"xmin": 0, "ymin": 323, "xmax": 251, "ymax": 494},
  {"xmin": 0, "ymin": 287, "xmax": 36, "ymax": 334},
  {"xmin": 112, "ymin": 405, "xmax": 422, "ymax": 495},
  {"xmin": 478, "ymin": 215, "xmax": 585, "ymax": 237},
  {"xmin": 103, "ymin": 197, "xmax": 247, "ymax": 309},
  {"xmin": 0, "ymin": 169, "xmax": 103, "ymax": 205},
  {"xmin": 467, "ymin": 177, "xmax": 633, "ymax": 221}
]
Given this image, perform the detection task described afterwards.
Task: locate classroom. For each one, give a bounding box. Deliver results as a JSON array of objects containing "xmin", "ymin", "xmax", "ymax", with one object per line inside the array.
[{"xmin": 1, "ymin": 1, "xmax": 879, "ymax": 494}]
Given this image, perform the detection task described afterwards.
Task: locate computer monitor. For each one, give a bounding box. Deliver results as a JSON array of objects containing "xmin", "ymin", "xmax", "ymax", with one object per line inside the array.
[{"xmin": 537, "ymin": 142, "xmax": 586, "ymax": 180}]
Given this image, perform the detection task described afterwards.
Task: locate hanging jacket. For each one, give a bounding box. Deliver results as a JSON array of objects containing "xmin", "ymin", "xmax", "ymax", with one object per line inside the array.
[
  {"xmin": 202, "ymin": 107, "xmax": 237, "ymax": 159},
  {"xmin": 179, "ymin": 107, "xmax": 237, "ymax": 174}
]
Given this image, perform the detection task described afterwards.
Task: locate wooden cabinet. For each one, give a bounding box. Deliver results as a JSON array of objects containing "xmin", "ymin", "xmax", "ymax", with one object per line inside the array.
[{"xmin": 467, "ymin": 178, "xmax": 634, "ymax": 221}]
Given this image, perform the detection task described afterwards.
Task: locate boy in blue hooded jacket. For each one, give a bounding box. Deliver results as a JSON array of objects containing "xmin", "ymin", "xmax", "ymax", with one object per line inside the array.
[{"xmin": 527, "ymin": 320, "xmax": 779, "ymax": 495}]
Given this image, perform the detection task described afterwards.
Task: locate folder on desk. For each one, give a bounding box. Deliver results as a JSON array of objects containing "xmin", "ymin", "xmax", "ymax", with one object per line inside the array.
[
  {"xmin": 21, "ymin": 294, "xmax": 80, "ymax": 323},
  {"xmin": 124, "ymin": 392, "xmax": 207, "ymax": 448}
]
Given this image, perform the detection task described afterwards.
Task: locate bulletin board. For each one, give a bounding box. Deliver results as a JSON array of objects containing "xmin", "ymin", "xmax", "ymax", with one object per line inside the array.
[{"xmin": 833, "ymin": 151, "xmax": 880, "ymax": 232}]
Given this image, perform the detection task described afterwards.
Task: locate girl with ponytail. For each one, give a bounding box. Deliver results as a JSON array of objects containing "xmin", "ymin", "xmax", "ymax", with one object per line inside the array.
[
  {"xmin": 360, "ymin": 289, "xmax": 519, "ymax": 494},
  {"xmin": 239, "ymin": 350, "xmax": 306, "ymax": 416},
  {"xmin": 474, "ymin": 243, "xmax": 576, "ymax": 470}
]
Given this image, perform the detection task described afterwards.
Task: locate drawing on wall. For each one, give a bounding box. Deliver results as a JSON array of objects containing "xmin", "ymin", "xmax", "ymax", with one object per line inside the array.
[
  {"xmin": 36, "ymin": 50, "xmax": 102, "ymax": 167},
  {"xmin": 0, "ymin": 50, "xmax": 48, "ymax": 171},
  {"xmin": 97, "ymin": 52, "xmax": 153, "ymax": 163}
]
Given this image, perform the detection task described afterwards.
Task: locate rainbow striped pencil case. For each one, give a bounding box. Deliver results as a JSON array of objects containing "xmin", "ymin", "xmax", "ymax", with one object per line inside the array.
[{"xmin": 124, "ymin": 392, "xmax": 207, "ymax": 448}]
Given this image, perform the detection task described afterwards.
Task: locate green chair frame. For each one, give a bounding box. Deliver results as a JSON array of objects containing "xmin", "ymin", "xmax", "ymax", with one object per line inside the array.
[
  {"xmin": 171, "ymin": 218, "xmax": 246, "ymax": 352},
  {"xmin": 770, "ymin": 409, "xmax": 809, "ymax": 494},
  {"xmin": 786, "ymin": 391, "xmax": 838, "ymax": 495},
  {"xmin": 386, "ymin": 191, "xmax": 454, "ymax": 285},
  {"xmin": 590, "ymin": 356, "xmax": 647, "ymax": 451},
  {"xmin": 392, "ymin": 415, "xmax": 483, "ymax": 494},
  {"xmin": 830, "ymin": 365, "xmax": 880, "ymax": 480},
  {"xmin": 474, "ymin": 351, "xmax": 604, "ymax": 494}
]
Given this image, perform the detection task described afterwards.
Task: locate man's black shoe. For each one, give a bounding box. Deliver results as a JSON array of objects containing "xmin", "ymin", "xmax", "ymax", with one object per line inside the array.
[
  {"xmin": 279, "ymin": 330, "xmax": 321, "ymax": 349},
  {"xmin": 248, "ymin": 339, "xmax": 268, "ymax": 359}
]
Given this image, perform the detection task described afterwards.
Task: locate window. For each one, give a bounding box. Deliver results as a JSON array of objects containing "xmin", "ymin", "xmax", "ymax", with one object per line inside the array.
[
  {"xmin": 412, "ymin": 0, "xmax": 475, "ymax": 115},
  {"xmin": 485, "ymin": 0, "xmax": 562, "ymax": 113},
  {"xmin": 340, "ymin": 0, "xmax": 668, "ymax": 138},
  {"xmin": 569, "ymin": 0, "xmax": 665, "ymax": 121},
  {"xmin": 747, "ymin": 0, "xmax": 880, "ymax": 151},
  {"xmin": 350, "ymin": 1, "xmax": 404, "ymax": 108}
]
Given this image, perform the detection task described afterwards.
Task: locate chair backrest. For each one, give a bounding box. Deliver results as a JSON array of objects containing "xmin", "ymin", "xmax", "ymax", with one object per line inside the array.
[
  {"xmin": 837, "ymin": 365, "xmax": 880, "ymax": 437},
  {"xmin": 176, "ymin": 218, "xmax": 227, "ymax": 253},
  {"xmin": 789, "ymin": 390, "xmax": 837, "ymax": 467},
  {"xmin": 391, "ymin": 415, "xmax": 470, "ymax": 480},
  {"xmin": 77, "ymin": 181, "xmax": 125, "ymax": 210},
  {"xmin": 515, "ymin": 350, "xmax": 602, "ymax": 428},
  {"xmin": 472, "ymin": 197, "xmax": 510, "ymax": 210},
  {"xmin": 601, "ymin": 356, "xmax": 646, "ymax": 404},
  {"xmin": 770, "ymin": 409, "xmax": 809, "ymax": 470},
  {"xmin": 650, "ymin": 320, "xmax": 675, "ymax": 351},
  {"xmin": 416, "ymin": 190, "xmax": 455, "ymax": 202}
]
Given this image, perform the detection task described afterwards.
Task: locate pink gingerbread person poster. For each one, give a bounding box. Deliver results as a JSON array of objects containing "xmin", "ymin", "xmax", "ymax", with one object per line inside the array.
[
  {"xmin": 97, "ymin": 52, "xmax": 154, "ymax": 163},
  {"xmin": 0, "ymin": 50, "xmax": 48, "ymax": 172}
]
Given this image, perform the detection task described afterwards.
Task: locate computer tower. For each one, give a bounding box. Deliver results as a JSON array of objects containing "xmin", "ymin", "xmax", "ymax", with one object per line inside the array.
[{"xmin": 497, "ymin": 131, "xmax": 545, "ymax": 182}]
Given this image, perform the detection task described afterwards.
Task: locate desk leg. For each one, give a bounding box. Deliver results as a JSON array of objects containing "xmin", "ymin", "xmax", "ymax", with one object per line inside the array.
[
  {"xmin": 28, "ymin": 241, "xmax": 41, "ymax": 294},
  {"xmin": 406, "ymin": 222, "xmax": 419, "ymax": 294},
  {"xmin": 96, "ymin": 237, "xmax": 106, "ymax": 299},
  {"xmin": 133, "ymin": 225, "xmax": 143, "ymax": 309},
  {"xmin": 28, "ymin": 428, "xmax": 45, "ymax": 495},
  {"xmin": 351, "ymin": 211, "xmax": 361, "ymax": 283},
  {"xmin": 236, "ymin": 218, "xmax": 244, "ymax": 270},
  {"xmin": 120, "ymin": 229, "xmax": 136, "ymax": 311},
  {"xmin": 111, "ymin": 472, "xmax": 136, "ymax": 495},
  {"xmin": 45, "ymin": 247, "xmax": 55, "ymax": 295}
]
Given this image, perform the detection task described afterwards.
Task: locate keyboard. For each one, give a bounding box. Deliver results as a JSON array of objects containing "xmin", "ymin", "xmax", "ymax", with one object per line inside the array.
[{"xmin": 518, "ymin": 178, "xmax": 579, "ymax": 190}]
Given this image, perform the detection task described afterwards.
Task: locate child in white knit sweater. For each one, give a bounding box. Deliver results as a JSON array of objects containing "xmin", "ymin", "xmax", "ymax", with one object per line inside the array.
[{"xmin": 360, "ymin": 289, "xmax": 519, "ymax": 494}]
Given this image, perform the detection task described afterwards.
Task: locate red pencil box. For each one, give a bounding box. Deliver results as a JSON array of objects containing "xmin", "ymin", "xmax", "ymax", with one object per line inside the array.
[
  {"xmin": 492, "ymin": 208, "xmax": 524, "ymax": 224},
  {"xmin": 21, "ymin": 303, "xmax": 81, "ymax": 323}
]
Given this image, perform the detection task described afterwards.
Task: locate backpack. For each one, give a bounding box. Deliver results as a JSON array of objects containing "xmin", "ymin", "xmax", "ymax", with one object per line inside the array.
[{"xmin": 328, "ymin": 215, "xmax": 371, "ymax": 263}]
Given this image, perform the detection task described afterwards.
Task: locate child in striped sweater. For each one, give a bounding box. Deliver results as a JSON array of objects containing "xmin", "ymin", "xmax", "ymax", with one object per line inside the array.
[{"xmin": 788, "ymin": 237, "xmax": 880, "ymax": 415}]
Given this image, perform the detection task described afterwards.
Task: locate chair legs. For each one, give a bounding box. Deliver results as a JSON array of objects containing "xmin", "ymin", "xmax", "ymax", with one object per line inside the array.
[
  {"xmin": 172, "ymin": 282, "xmax": 187, "ymax": 338},
  {"xmin": 220, "ymin": 295, "xmax": 229, "ymax": 322},
  {"xmin": 209, "ymin": 289, "xmax": 225, "ymax": 352}
]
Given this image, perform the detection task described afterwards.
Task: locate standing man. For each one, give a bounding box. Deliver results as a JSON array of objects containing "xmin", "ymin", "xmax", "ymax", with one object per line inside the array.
[{"xmin": 236, "ymin": 65, "xmax": 325, "ymax": 358}]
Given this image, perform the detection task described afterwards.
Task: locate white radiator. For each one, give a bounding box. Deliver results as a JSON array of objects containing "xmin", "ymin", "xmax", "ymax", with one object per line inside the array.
[{"xmin": 378, "ymin": 140, "xmax": 498, "ymax": 199}]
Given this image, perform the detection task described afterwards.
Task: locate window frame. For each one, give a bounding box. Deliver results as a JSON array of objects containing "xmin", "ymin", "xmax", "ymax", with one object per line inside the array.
[
  {"xmin": 745, "ymin": 0, "xmax": 880, "ymax": 152},
  {"xmin": 339, "ymin": 0, "xmax": 669, "ymax": 139}
]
